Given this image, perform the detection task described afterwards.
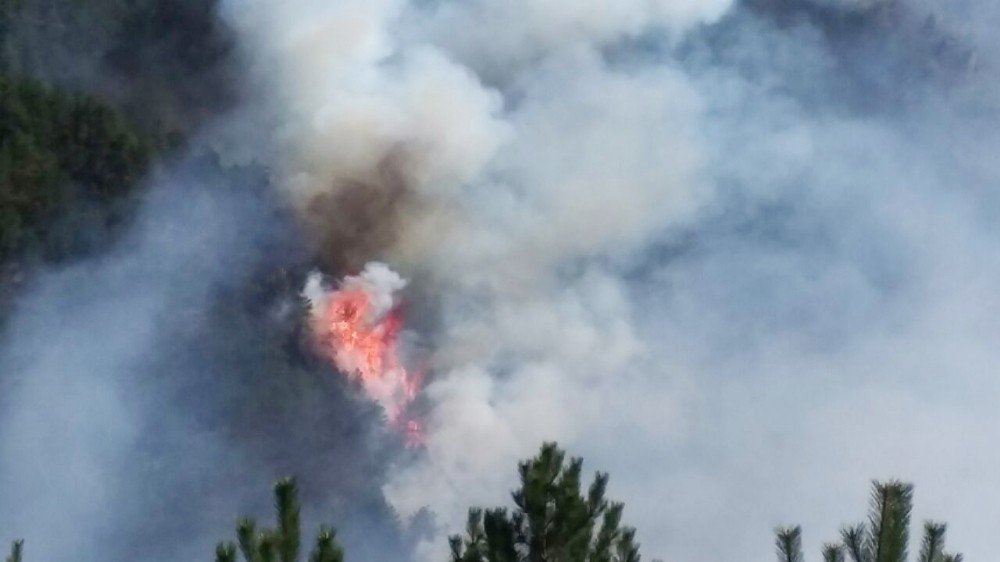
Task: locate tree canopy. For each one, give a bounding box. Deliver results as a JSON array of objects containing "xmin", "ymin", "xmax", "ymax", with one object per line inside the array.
[
  {"xmin": 449, "ymin": 442, "xmax": 641, "ymax": 562},
  {"xmin": 214, "ymin": 478, "xmax": 345, "ymax": 562},
  {"xmin": 0, "ymin": 74, "xmax": 151, "ymax": 261},
  {"xmin": 3, "ymin": 447, "xmax": 968, "ymax": 562},
  {"xmin": 776, "ymin": 480, "xmax": 962, "ymax": 562}
]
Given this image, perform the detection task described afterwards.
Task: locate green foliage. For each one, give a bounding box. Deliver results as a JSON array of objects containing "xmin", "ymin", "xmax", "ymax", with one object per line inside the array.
[
  {"xmin": 5, "ymin": 540, "xmax": 22, "ymax": 562},
  {"xmin": 842, "ymin": 524, "xmax": 868, "ymax": 562},
  {"xmin": 449, "ymin": 442, "xmax": 641, "ymax": 562},
  {"xmin": 216, "ymin": 478, "xmax": 343, "ymax": 562},
  {"xmin": 777, "ymin": 526, "xmax": 805, "ymax": 562},
  {"xmin": 0, "ymin": 0, "xmax": 242, "ymax": 269},
  {"xmin": 777, "ymin": 481, "xmax": 961, "ymax": 562},
  {"xmin": 275, "ymin": 479, "xmax": 302, "ymax": 562},
  {"xmin": 216, "ymin": 542, "xmax": 238, "ymax": 562},
  {"xmin": 308, "ymin": 527, "xmax": 344, "ymax": 562},
  {"xmin": 916, "ymin": 522, "xmax": 963, "ymax": 562},
  {"xmin": 823, "ymin": 544, "xmax": 845, "ymax": 562},
  {"xmin": 0, "ymin": 74, "xmax": 151, "ymax": 261},
  {"xmin": 868, "ymin": 481, "xmax": 912, "ymax": 562},
  {"xmin": 918, "ymin": 522, "xmax": 946, "ymax": 562}
]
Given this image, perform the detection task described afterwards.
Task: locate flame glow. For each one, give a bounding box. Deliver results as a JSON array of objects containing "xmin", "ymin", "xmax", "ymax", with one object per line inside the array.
[{"xmin": 305, "ymin": 263, "xmax": 424, "ymax": 445}]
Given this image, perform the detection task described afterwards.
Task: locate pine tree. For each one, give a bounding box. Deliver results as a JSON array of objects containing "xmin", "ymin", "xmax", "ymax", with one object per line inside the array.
[
  {"xmin": 867, "ymin": 481, "xmax": 912, "ymax": 562},
  {"xmin": 776, "ymin": 481, "xmax": 961, "ymax": 562},
  {"xmin": 215, "ymin": 478, "xmax": 343, "ymax": 562},
  {"xmin": 776, "ymin": 526, "xmax": 804, "ymax": 562},
  {"xmin": 449, "ymin": 442, "xmax": 641, "ymax": 562}
]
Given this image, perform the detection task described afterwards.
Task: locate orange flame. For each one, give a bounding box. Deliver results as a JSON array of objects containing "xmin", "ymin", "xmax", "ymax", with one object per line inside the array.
[{"xmin": 310, "ymin": 273, "xmax": 424, "ymax": 445}]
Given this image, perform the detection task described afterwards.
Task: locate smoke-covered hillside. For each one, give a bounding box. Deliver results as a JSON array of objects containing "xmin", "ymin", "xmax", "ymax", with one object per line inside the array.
[
  {"xmin": 1, "ymin": 3, "xmax": 413, "ymax": 560},
  {"xmin": 2, "ymin": 1, "xmax": 1000, "ymax": 561}
]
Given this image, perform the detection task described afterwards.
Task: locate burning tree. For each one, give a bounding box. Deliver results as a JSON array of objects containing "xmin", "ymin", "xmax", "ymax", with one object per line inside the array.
[
  {"xmin": 775, "ymin": 481, "xmax": 962, "ymax": 562},
  {"xmin": 214, "ymin": 478, "xmax": 344, "ymax": 562},
  {"xmin": 448, "ymin": 442, "xmax": 641, "ymax": 562},
  {"xmin": 303, "ymin": 263, "xmax": 424, "ymax": 445}
]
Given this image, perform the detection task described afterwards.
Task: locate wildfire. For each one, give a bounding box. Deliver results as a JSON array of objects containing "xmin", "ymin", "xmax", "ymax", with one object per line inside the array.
[{"xmin": 305, "ymin": 263, "xmax": 424, "ymax": 445}]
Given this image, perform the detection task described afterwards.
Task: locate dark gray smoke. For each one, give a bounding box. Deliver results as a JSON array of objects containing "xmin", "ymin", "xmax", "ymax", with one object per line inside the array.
[{"xmin": 301, "ymin": 150, "xmax": 429, "ymax": 273}]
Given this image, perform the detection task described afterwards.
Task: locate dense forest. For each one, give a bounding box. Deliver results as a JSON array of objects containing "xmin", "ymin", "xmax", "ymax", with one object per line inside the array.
[
  {"xmin": 0, "ymin": 75, "xmax": 150, "ymax": 261},
  {"xmin": 1, "ymin": 0, "xmax": 238, "ymax": 299}
]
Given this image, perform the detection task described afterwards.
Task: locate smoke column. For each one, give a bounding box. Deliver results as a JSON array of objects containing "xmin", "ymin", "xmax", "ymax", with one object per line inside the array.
[
  {"xmin": 223, "ymin": 0, "xmax": 1000, "ymax": 560},
  {"xmin": 3, "ymin": 1, "xmax": 1000, "ymax": 561}
]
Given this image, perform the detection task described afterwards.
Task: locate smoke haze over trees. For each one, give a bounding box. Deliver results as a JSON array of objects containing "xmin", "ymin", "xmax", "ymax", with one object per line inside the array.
[
  {"xmin": 1, "ymin": 3, "xmax": 410, "ymax": 561},
  {"xmin": 2, "ymin": 0, "xmax": 1000, "ymax": 561}
]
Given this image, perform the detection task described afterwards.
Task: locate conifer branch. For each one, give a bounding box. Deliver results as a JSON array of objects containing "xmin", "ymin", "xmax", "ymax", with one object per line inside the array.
[
  {"xmin": 215, "ymin": 478, "xmax": 343, "ymax": 562},
  {"xmin": 274, "ymin": 478, "xmax": 301, "ymax": 562},
  {"xmin": 842, "ymin": 524, "xmax": 870, "ymax": 562},
  {"xmin": 919, "ymin": 522, "xmax": 946, "ymax": 562},
  {"xmin": 869, "ymin": 481, "xmax": 912, "ymax": 562},
  {"xmin": 308, "ymin": 526, "xmax": 343, "ymax": 562},
  {"xmin": 776, "ymin": 526, "xmax": 804, "ymax": 562},
  {"xmin": 216, "ymin": 542, "xmax": 237, "ymax": 562},
  {"xmin": 5, "ymin": 540, "xmax": 23, "ymax": 562},
  {"xmin": 823, "ymin": 543, "xmax": 846, "ymax": 562},
  {"xmin": 237, "ymin": 518, "xmax": 260, "ymax": 562}
]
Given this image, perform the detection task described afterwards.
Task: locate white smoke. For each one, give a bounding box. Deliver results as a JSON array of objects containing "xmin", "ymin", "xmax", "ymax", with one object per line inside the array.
[
  {"xmin": 303, "ymin": 262, "xmax": 407, "ymax": 320},
  {"xmin": 302, "ymin": 270, "xmax": 331, "ymax": 313},
  {"xmin": 346, "ymin": 262, "xmax": 408, "ymax": 319},
  {"xmin": 224, "ymin": 0, "xmax": 509, "ymax": 220},
  {"xmin": 223, "ymin": 0, "xmax": 1000, "ymax": 561},
  {"xmin": 0, "ymin": 172, "xmax": 276, "ymax": 562},
  {"xmin": 224, "ymin": 0, "xmax": 723, "ymax": 559}
]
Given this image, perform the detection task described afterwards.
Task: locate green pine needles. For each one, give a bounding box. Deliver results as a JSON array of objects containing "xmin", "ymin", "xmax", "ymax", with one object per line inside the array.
[
  {"xmin": 918, "ymin": 522, "xmax": 964, "ymax": 562},
  {"xmin": 449, "ymin": 442, "xmax": 641, "ymax": 562},
  {"xmin": 777, "ymin": 526, "xmax": 805, "ymax": 562},
  {"xmin": 775, "ymin": 480, "xmax": 962, "ymax": 562},
  {"xmin": 215, "ymin": 477, "xmax": 344, "ymax": 562},
  {"xmin": 0, "ymin": 448, "xmax": 969, "ymax": 562}
]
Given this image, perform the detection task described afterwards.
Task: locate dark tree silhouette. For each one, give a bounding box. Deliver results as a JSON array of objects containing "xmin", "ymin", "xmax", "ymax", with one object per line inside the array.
[{"xmin": 5, "ymin": 540, "xmax": 21, "ymax": 562}]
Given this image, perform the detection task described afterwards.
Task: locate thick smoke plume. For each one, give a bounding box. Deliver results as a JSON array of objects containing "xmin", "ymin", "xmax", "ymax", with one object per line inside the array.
[
  {"xmin": 0, "ymin": 157, "xmax": 410, "ymax": 561},
  {"xmin": 223, "ymin": 0, "xmax": 1000, "ymax": 560},
  {"xmin": 4, "ymin": 0, "xmax": 1000, "ymax": 561}
]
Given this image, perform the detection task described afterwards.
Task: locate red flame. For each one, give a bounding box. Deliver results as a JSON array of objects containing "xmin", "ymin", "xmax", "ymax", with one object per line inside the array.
[{"xmin": 311, "ymin": 279, "xmax": 424, "ymax": 446}]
